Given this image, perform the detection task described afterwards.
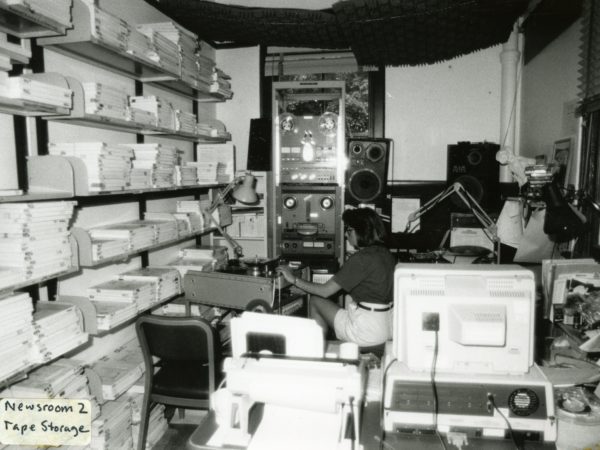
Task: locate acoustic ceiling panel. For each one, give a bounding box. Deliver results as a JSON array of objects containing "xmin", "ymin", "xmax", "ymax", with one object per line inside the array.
[{"xmin": 144, "ymin": 0, "xmax": 531, "ymax": 67}]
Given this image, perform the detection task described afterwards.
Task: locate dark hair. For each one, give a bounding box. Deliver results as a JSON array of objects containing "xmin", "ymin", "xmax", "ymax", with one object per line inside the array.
[{"xmin": 342, "ymin": 207, "xmax": 387, "ymax": 248}]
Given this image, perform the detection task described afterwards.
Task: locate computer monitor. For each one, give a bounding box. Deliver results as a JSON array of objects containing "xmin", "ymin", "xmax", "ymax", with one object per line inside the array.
[
  {"xmin": 230, "ymin": 312, "xmax": 324, "ymax": 358},
  {"xmin": 393, "ymin": 264, "xmax": 535, "ymax": 375}
]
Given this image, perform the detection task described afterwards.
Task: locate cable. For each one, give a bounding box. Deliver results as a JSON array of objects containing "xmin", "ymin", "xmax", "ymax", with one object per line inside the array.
[
  {"xmin": 430, "ymin": 331, "xmax": 448, "ymax": 450},
  {"xmin": 487, "ymin": 394, "xmax": 523, "ymax": 450},
  {"xmin": 348, "ymin": 396, "xmax": 356, "ymax": 450},
  {"xmin": 379, "ymin": 357, "xmax": 397, "ymax": 450}
]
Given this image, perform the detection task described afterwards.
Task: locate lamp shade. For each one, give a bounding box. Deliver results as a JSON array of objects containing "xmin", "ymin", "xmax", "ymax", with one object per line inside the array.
[{"xmin": 232, "ymin": 174, "xmax": 258, "ymax": 204}]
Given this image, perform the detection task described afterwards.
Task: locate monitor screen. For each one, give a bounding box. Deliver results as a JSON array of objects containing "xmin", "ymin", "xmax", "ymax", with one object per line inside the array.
[{"xmin": 392, "ymin": 264, "xmax": 535, "ymax": 375}]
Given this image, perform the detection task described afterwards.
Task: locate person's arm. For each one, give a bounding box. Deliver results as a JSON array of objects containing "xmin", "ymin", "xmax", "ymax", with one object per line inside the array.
[{"xmin": 276, "ymin": 266, "xmax": 342, "ymax": 298}]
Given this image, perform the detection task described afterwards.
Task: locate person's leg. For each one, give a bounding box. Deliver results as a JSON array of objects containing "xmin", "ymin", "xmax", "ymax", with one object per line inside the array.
[{"xmin": 309, "ymin": 295, "xmax": 341, "ymax": 334}]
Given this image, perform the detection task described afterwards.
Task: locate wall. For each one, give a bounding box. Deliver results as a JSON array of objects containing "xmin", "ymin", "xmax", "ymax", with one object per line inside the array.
[
  {"xmin": 385, "ymin": 46, "xmax": 503, "ymax": 181},
  {"xmin": 216, "ymin": 46, "xmax": 261, "ymax": 171},
  {"xmin": 519, "ymin": 20, "xmax": 580, "ymax": 184}
]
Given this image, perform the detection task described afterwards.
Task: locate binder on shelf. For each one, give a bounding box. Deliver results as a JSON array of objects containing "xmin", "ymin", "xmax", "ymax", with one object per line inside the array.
[
  {"xmin": 0, "ymin": 0, "xmax": 71, "ymax": 38},
  {"xmin": 38, "ymin": 0, "xmax": 177, "ymax": 82},
  {"xmin": 0, "ymin": 72, "xmax": 72, "ymax": 116},
  {"xmin": 117, "ymin": 267, "xmax": 182, "ymax": 302},
  {"xmin": 0, "ymin": 292, "xmax": 34, "ymax": 384},
  {"xmin": 30, "ymin": 301, "xmax": 88, "ymax": 364}
]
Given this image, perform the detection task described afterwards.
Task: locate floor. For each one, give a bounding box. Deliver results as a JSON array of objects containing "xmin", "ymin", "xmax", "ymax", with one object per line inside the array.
[
  {"xmin": 152, "ymin": 409, "xmax": 207, "ymax": 449},
  {"xmin": 153, "ymin": 423, "xmax": 197, "ymax": 449}
]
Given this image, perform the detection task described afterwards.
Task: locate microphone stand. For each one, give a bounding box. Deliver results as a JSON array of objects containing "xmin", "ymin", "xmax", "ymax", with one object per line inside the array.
[{"xmin": 404, "ymin": 182, "xmax": 500, "ymax": 263}]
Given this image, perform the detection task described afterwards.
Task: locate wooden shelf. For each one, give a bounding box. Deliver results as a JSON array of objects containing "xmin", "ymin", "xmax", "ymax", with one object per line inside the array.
[
  {"xmin": 57, "ymin": 292, "xmax": 183, "ymax": 335},
  {"xmin": 0, "ymin": 1, "xmax": 70, "ymax": 38},
  {"xmin": 71, "ymin": 226, "xmax": 216, "ymax": 268},
  {"xmin": 38, "ymin": 0, "xmax": 178, "ymax": 82},
  {"xmin": 27, "ymin": 155, "xmax": 224, "ymax": 198}
]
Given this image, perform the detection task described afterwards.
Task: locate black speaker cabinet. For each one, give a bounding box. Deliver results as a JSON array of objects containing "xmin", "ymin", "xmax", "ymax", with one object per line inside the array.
[
  {"xmin": 346, "ymin": 138, "xmax": 391, "ymax": 204},
  {"xmin": 447, "ymin": 141, "xmax": 501, "ymax": 212},
  {"xmin": 247, "ymin": 118, "xmax": 272, "ymax": 172}
]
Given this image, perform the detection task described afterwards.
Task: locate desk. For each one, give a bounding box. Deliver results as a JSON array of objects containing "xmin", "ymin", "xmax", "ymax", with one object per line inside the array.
[{"xmin": 187, "ymin": 399, "xmax": 556, "ymax": 450}]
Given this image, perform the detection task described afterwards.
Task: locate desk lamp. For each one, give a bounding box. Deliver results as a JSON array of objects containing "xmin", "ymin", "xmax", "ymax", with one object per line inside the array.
[
  {"xmin": 404, "ymin": 182, "xmax": 500, "ymax": 263},
  {"xmin": 205, "ymin": 173, "xmax": 258, "ymax": 258},
  {"xmin": 542, "ymin": 181, "xmax": 588, "ymax": 242}
]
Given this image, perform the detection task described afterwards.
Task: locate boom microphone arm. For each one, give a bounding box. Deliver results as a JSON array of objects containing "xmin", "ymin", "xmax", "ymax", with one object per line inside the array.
[{"xmin": 404, "ymin": 182, "xmax": 499, "ymax": 261}]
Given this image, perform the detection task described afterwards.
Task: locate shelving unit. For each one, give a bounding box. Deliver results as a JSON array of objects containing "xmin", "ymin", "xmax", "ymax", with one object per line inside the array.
[
  {"xmin": 0, "ymin": 267, "xmax": 79, "ymax": 296},
  {"xmin": 38, "ymin": 0, "xmax": 228, "ymax": 104},
  {"xmin": 0, "ymin": 0, "xmax": 70, "ymax": 38},
  {"xmin": 57, "ymin": 292, "xmax": 182, "ymax": 335},
  {"xmin": 71, "ymin": 225, "xmax": 216, "ymax": 267},
  {"xmin": 38, "ymin": 0, "xmax": 177, "ymax": 82},
  {"xmin": 41, "ymin": 76, "xmax": 230, "ymax": 141},
  {"xmin": 153, "ymin": 79, "xmax": 231, "ymax": 103},
  {"xmin": 27, "ymin": 155, "xmax": 225, "ymax": 197},
  {"xmin": 0, "ymin": 2, "xmax": 234, "ymax": 446}
]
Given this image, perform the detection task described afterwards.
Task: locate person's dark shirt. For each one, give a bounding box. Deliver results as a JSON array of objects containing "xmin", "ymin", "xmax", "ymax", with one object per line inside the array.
[{"xmin": 332, "ymin": 245, "xmax": 395, "ymax": 305}]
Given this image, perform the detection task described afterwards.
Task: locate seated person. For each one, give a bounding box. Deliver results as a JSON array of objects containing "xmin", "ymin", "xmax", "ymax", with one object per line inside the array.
[{"xmin": 277, "ymin": 208, "xmax": 395, "ymax": 347}]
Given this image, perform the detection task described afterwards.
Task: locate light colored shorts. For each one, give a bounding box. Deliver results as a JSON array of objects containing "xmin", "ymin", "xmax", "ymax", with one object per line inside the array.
[{"xmin": 333, "ymin": 298, "xmax": 393, "ymax": 347}]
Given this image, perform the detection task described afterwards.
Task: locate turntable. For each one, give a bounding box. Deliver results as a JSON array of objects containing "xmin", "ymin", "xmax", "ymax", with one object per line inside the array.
[{"xmin": 184, "ymin": 257, "xmax": 308, "ymax": 315}]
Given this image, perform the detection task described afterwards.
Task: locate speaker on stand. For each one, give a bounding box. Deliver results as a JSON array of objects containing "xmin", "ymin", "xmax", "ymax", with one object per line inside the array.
[
  {"xmin": 446, "ymin": 141, "xmax": 501, "ymax": 213},
  {"xmin": 345, "ymin": 138, "xmax": 391, "ymax": 207}
]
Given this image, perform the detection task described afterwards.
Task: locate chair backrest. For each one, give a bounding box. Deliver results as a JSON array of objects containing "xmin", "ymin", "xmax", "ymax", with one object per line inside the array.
[{"xmin": 136, "ymin": 314, "xmax": 219, "ymax": 374}]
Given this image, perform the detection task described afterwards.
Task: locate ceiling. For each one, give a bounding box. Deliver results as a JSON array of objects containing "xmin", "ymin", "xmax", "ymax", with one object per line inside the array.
[{"xmin": 143, "ymin": 0, "xmax": 541, "ymax": 67}]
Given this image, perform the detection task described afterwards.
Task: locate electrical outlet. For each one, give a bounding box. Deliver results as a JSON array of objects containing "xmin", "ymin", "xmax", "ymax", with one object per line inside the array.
[{"xmin": 422, "ymin": 312, "xmax": 440, "ymax": 331}]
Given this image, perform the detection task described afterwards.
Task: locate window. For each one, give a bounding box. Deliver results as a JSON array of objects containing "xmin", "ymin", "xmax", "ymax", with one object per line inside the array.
[
  {"xmin": 261, "ymin": 50, "xmax": 384, "ymax": 138},
  {"xmin": 277, "ymin": 72, "xmax": 369, "ymax": 137}
]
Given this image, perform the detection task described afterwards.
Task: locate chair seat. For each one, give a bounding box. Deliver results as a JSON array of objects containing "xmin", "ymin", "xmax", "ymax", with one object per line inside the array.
[{"xmin": 153, "ymin": 363, "xmax": 214, "ymax": 400}]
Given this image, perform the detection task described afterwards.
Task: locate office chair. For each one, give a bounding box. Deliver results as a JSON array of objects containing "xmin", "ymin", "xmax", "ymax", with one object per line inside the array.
[{"xmin": 135, "ymin": 315, "xmax": 222, "ymax": 450}]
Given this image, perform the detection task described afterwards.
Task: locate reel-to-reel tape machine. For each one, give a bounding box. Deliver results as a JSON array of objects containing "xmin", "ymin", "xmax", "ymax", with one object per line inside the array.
[
  {"xmin": 273, "ymin": 81, "xmax": 346, "ymax": 186},
  {"xmin": 272, "ymin": 81, "xmax": 346, "ymax": 265},
  {"xmin": 276, "ymin": 111, "xmax": 341, "ymax": 184}
]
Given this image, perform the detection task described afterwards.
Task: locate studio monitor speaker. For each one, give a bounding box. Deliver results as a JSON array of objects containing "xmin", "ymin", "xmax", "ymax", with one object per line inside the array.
[
  {"xmin": 346, "ymin": 138, "xmax": 391, "ymax": 203},
  {"xmin": 447, "ymin": 141, "xmax": 501, "ymax": 212}
]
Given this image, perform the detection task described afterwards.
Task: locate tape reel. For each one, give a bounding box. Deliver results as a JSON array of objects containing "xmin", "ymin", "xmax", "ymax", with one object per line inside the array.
[{"xmin": 318, "ymin": 112, "xmax": 337, "ymax": 137}]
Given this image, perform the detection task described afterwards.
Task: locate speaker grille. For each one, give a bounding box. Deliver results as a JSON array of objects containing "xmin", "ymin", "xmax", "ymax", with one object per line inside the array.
[
  {"xmin": 346, "ymin": 138, "xmax": 391, "ymax": 204},
  {"xmin": 447, "ymin": 142, "xmax": 500, "ymax": 212},
  {"xmin": 349, "ymin": 168, "xmax": 382, "ymax": 202}
]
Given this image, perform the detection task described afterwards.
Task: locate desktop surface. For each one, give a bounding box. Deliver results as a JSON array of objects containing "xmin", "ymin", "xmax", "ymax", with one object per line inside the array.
[{"xmin": 187, "ymin": 381, "xmax": 556, "ymax": 450}]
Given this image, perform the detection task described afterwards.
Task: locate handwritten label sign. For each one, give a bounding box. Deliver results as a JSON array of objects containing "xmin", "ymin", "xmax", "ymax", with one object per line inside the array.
[{"xmin": 0, "ymin": 398, "xmax": 91, "ymax": 446}]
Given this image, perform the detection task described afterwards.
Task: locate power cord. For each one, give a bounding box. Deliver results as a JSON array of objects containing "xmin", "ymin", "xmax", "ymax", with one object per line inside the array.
[
  {"xmin": 348, "ymin": 396, "xmax": 356, "ymax": 450},
  {"xmin": 430, "ymin": 330, "xmax": 447, "ymax": 450},
  {"xmin": 487, "ymin": 393, "xmax": 523, "ymax": 450},
  {"xmin": 379, "ymin": 356, "xmax": 397, "ymax": 450}
]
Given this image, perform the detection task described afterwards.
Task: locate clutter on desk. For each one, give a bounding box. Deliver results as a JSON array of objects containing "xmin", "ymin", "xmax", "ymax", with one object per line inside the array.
[
  {"xmin": 542, "ymin": 258, "xmax": 599, "ymax": 320},
  {"xmin": 554, "ymin": 385, "xmax": 600, "ymax": 450}
]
